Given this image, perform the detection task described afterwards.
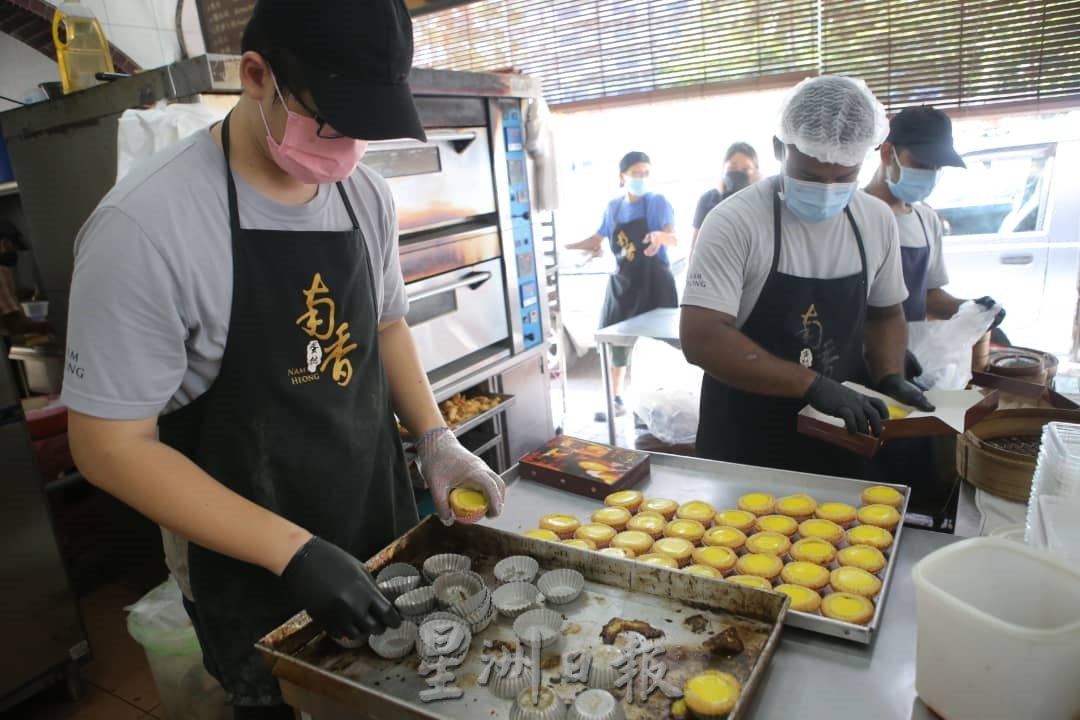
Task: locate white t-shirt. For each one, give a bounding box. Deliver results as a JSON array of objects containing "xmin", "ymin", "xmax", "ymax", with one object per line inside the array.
[
  {"xmin": 61, "ymin": 129, "xmax": 408, "ymax": 421},
  {"xmin": 896, "ymin": 202, "xmax": 949, "ymax": 290},
  {"xmin": 683, "ymin": 179, "xmax": 908, "ymax": 327}
]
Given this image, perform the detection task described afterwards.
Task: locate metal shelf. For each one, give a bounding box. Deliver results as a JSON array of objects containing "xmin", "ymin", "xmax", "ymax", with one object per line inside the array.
[
  {"xmin": 0, "ymin": 181, "xmax": 18, "ymax": 197},
  {"xmin": 468, "ymin": 433, "xmax": 503, "ymax": 458},
  {"xmin": 400, "ymin": 394, "xmax": 515, "ymax": 449}
]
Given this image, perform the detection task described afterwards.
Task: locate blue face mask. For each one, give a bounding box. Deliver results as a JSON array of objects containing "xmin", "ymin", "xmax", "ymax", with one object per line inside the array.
[
  {"xmin": 782, "ymin": 175, "xmax": 858, "ymax": 223},
  {"xmin": 886, "ymin": 153, "xmax": 940, "ymax": 203},
  {"xmin": 625, "ymin": 177, "xmax": 648, "ymax": 196}
]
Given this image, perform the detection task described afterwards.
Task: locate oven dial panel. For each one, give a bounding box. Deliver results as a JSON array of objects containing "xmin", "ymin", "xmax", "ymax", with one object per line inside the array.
[{"xmin": 502, "ymin": 103, "xmax": 543, "ymax": 350}]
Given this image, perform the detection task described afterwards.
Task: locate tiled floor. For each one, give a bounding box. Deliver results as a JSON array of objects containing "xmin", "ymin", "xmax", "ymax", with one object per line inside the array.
[{"xmin": 14, "ymin": 584, "xmax": 163, "ymax": 720}]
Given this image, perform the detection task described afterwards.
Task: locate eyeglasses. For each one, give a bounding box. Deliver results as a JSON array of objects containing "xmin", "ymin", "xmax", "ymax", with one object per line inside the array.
[{"xmin": 291, "ymin": 93, "xmax": 346, "ymax": 140}]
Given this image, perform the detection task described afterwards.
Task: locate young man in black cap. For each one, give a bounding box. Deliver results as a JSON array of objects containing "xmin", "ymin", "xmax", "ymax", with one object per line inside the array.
[
  {"xmin": 864, "ymin": 106, "xmax": 1005, "ymax": 341},
  {"xmin": 62, "ymin": 1, "xmax": 505, "ymax": 715},
  {"xmin": 863, "ymin": 106, "xmax": 1004, "ymax": 510}
]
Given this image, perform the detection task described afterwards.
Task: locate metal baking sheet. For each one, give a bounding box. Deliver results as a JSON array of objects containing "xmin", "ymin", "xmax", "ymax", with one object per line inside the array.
[
  {"xmin": 401, "ymin": 393, "xmax": 515, "ymax": 448},
  {"xmin": 491, "ymin": 451, "xmax": 910, "ymax": 644},
  {"xmin": 257, "ymin": 517, "xmax": 787, "ymax": 720}
]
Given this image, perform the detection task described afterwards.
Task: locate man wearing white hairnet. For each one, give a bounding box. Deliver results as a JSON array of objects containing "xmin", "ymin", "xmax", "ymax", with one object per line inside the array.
[{"xmin": 680, "ymin": 76, "xmax": 933, "ymax": 478}]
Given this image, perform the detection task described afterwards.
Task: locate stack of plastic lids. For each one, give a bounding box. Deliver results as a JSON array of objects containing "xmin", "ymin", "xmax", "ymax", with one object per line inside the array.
[{"xmin": 1025, "ymin": 422, "xmax": 1080, "ymax": 569}]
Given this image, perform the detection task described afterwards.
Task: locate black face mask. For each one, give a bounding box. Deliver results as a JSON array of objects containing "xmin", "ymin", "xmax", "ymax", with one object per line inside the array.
[
  {"xmin": 722, "ymin": 170, "xmax": 751, "ymax": 198},
  {"xmin": 0, "ymin": 252, "xmax": 17, "ymax": 268}
]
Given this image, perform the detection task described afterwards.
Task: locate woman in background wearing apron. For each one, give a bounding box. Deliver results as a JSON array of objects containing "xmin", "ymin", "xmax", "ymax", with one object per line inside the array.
[{"xmin": 566, "ymin": 151, "xmax": 679, "ymax": 421}]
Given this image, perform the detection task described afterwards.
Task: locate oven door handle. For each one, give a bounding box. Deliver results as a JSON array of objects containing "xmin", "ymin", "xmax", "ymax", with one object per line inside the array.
[{"xmin": 407, "ymin": 270, "xmax": 493, "ymax": 303}]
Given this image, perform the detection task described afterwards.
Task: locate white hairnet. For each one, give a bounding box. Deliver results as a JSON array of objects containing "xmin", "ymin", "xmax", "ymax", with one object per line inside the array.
[{"xmin": 777, "ymin": 75, "xmax": 889, "ymax": 167}]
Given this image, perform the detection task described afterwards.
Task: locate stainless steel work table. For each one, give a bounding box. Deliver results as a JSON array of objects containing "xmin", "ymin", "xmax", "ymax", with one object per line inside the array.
[
  {"xmin": 594, "ymin": 307, "xmax": 682, "ymax": 445},
  {"xmin": 486, "ymin": 453, "xmax": 954, "ymax": 720}
]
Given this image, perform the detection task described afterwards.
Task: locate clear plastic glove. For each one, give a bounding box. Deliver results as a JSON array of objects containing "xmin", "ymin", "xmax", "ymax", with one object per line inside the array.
[
  {"xmin": 877, "ymin": 373, "xmax": 936, "ymax": 412},
  {"xmin": 417, "ymin": 429, "xmax": 507, "ymax": 526},
  {"xmin": 804, "ymin": 374, "xmax": 888, "ymax": 436},
  {"xmin": 280, "ymin": 537, "xmax": 400, "ymax": 642},
  {"xmin": 974, "ymin": 296, "xmax": 1006, "ymax": 329}
]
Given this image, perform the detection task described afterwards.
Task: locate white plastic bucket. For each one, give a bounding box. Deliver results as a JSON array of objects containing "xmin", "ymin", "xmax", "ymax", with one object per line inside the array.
[{"xmin": 912, "ymin": 537, "xmax": 1080, "ymax": 719}]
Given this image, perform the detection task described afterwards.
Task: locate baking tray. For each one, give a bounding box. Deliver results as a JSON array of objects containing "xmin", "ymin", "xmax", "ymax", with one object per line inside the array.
[
  {"xmin": 257, "ymin": 517, "xmax": 787, "ymax": 720},
  {"xmin": 493, "ymin": 451, "xmax": 910, "ymax": 644},
  {"xmin": 401, "ymin": 393, "xmax": 515, "ymax": 448}
]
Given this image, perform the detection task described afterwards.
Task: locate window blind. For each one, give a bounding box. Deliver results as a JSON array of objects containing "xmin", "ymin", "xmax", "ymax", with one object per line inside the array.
[
  {"xmin": 412, "ymin": 0, "xmax": 820, "ymax": 106},
  {"xmin": 412, "ymin": 0, "xmax": 1080, "ymax": 111},
  {"xmin": 821, "ymin": 0, "xmax": 1080, "ymax": 109}
]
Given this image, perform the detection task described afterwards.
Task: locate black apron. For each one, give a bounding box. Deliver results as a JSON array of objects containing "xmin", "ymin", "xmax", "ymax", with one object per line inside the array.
[
  {"xmin": 159, "ymin": 115, "xmax": 418, "ymax": 706},
  {"xmin": 900, "ymin": 207, "xmax": 932, "ymax": 322},
  {"xmin": 696, "ymin": 179, "xmax": 869, "ymax": 480},
  {"xmin": 599, "ymin": 197, "xmax": 678, "ymax": 328}
]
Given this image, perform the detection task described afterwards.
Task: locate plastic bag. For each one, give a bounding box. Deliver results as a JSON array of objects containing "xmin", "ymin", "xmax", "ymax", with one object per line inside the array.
[
  {"xmin": 125, "ymin": 574, "xmax": 199, "ymax": 655},
  {"xmin": 631, "ymin": 338, "xmax": 702, "ymax": 445},
  {"xmin": 908, "ymin": 300, "xmax": 1000, "ymax": 391}
]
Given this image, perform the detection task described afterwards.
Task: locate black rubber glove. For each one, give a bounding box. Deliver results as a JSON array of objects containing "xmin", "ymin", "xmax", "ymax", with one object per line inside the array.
[
  {"xmin": 877, "ymin": 373, "xmax": 936, "ymax": 412},
  {"xmin": 804, "ymin": 374, "xmax": 888, "ymax": 436},
  {"xmin": 280, "ymin": 537, "xmax": 401, "ymax": 642},
  {"xmin": 904, "ymin": 350, "xmax": 924, "ymax": 381},
  {"xmin": 974, "ymin": 296, "xmax": 1006, "ymax": 329}
]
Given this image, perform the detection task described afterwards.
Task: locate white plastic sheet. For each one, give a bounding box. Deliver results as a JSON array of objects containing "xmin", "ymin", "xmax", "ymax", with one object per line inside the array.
[
  {"xmin": 907, "ymin": 300, "xmax": 1001, "ymax": 391},
  {"xmin": 117, "ymin": 100, "xmax": 226, "ymax": 182},
  {"xmin": 631, "ymin": 337, "xmax": 702, "ymax": 444}
]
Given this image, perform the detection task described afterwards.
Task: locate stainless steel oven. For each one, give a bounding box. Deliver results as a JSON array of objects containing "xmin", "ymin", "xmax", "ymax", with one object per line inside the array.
[
  {"xmin": 365, "ymin": 128, "xmax": 496, "ymax": 233},
  {"xmin": 404, "ymin": 254, "xmax": 508, "ymax": 373}
]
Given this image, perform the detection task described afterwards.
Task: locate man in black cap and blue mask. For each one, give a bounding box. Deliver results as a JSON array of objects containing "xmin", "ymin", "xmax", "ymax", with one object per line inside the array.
[
  {"xmin": 681, "ymin": 76, "xmax": 933, "ymax": 479},
  {"xmin": 864, "ymin": 106, "xmax": 1005, "ymax": 378},
  {"xmin": 61, "ymin": 1, "xmax": 505, "ymax": 716}
]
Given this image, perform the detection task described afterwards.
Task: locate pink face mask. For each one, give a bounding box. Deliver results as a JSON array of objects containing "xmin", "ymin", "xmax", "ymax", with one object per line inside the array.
[{"xmin": 257, "ymin": 75, "xmax": 368, "ymax": 185}]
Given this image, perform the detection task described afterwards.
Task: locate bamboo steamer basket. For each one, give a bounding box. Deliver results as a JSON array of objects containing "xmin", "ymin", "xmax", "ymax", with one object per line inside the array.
[
  {"xmin": 987, "ymin": 349, "xmax": 1047, "ymax": 386},
  {"xmin": 957, "ymin": 408, "xmax": 1080, "ymax": 502}
]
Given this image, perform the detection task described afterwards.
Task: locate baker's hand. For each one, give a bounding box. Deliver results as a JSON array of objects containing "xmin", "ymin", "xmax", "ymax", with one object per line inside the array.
[
  {"xmin": 280, "ymin": 537, "xmax": 400, "ymax": 642},
  {"xmin": 974, "ymin": 296, "xmax": 1006, "ymax": 329},
  {"xmin": 417, "ymin": 429, "xmax": 506, "ymax": 526},
  {"xmin": 804, "ymin": 374, "xmax": 888, "ymax": 436},
  {"xmin": 877, "ymin": 373, "xmax": 935, "ymax": 412},
  {"xmin": 643, "ymin": 231, "xmax": 674, "ymax": 257}
]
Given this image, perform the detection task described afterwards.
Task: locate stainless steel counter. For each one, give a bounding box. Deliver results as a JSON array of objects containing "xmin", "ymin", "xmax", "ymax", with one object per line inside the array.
[
  {"xmin": 486, "ymin": 454, "xmax": 955, "ymax": 720},
  {"xmin": 594, "ymin": 306, "xmax": 681, "ymax": 348}
]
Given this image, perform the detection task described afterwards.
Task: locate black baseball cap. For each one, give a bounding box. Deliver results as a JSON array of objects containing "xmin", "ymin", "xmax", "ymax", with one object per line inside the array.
[
  {"xmin": 242, "ymin": 0, "xmax": 426, "ymax": 142},
  {"xmin": 619, "ymin": 151, "xmax": 651, "ymax": 173},
  {"xmin": 885, "ymin": 106, "xmax": 965, "ymax": 168}
]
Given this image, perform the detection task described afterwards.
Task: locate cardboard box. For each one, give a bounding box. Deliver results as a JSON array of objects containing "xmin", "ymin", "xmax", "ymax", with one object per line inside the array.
[
  {"xmin": 798, "ymin": 372, "xmax": 1079, "ymax": 457},
  {"xmin": 518, "ymin": 435, "xmax": 650, "ymax": 498},
  {"xmin": 798, "ymin": 382, "xmax": 999, "ymax": 457}
]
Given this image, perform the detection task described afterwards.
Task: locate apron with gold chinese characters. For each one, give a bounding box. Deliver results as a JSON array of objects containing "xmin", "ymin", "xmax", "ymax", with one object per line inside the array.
[
  {"xmin": 158, "ymin": 114, "xmax": 417, "ymax": 706},
  {"xmin": 696, "ymin": 178, "xmax": 870, "ymax": 480},
  {"xmin": 599, "ymin": 197, "xmax": 678, "ymax": 329}
]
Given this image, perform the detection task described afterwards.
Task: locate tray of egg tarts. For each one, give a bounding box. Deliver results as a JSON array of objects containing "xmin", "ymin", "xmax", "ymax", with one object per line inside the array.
[{"xmin": 522, "ymin": 481, "xmax": 909, "ymax": 644}]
